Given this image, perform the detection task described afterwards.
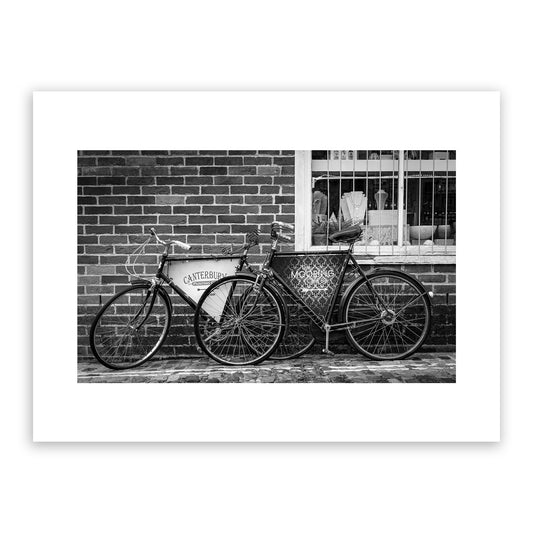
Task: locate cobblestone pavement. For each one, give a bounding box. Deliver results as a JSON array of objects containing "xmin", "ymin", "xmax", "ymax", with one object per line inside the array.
[{"xmin": 78, "ymin": 352, "xmax": 455, "ymax": 383}]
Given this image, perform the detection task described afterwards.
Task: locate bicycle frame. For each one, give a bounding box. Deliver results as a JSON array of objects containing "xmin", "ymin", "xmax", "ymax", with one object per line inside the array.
[
  {"xmin": 259, "ymin": 240, "xmax": 395, "ymax": 354},
  {"xmin": 151, "ymin": 247, "xmax": 253, "ymax": 310}
]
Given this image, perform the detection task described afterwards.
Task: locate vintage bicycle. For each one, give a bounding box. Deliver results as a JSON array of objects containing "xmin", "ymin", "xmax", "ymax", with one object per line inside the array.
[
  {"xmin": 89, "ymin": 228, "xmax": 314, "ymax": 370},
  {"xmin": 194, "ymin": 221, "xmax": 434, "ymax": 366}
]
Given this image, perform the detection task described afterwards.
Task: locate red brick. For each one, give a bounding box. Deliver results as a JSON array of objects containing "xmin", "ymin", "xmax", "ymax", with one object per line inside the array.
[
  {"xmin": 274, "ymin": 195, "xmax": 294, "ymax": 204},
  {"xmin": 157, "ymin": 195, "xmax": 186, "ymax": 205},
  {"xmin": 141, "ymin": 166, "xmax": 170, "ymax": 176},
  {"xmin": 158, "ymin": 215, "xmax": 187, "ymax": 225},
  {"xmin": 201, "ymin": 185, "xmax": 230, "ymax": 194},
  {"xmin": 232, "ymin": 205, "xmax": 259, "ymax": 214},
  {"xmin": 173, "ymin": 205, "xmax": 201, "ymax": 214},
  {"xmin": 214, "ymin": 175, "xmax": 243, "ymax": 185},
  {"xmin": 185, "ymin": 156, "xmax": 213, "ymax": 165},
  {"xmin": 244, "ymin": 176, "xmax": 272, "ymax": 185},
  {"xmin": 145, "ymin": 205, "xmax": 171, "ymax": 214},
  {"xmin": 125, "ymin": 156, "xmax": 156, "ymax": 166},
  {"xmin": 170, "ymin": 186, "xmax": 200, "ymax": 195},
  {"xmin": 261, "ymin": 205, "xmax": 280, "ymax": 214},
  {"xmin": 214, "ymin": 156, "xmax": 243, "ymax": 166},
  {"xmin": 184, "ymin": 176, "xmax": 213, "ymax": 185},
  {"xmin": 202, "ymin": 205, "xmax": 231, "ymax": 214},
  {"xmin": 97, "ymin": 156, "xmax": 125, "ymax": 166},
  {"xmin": 114, "ymin": 205, "xmax": 142, "ymax": 214},
  {"xmin": 156, "ymin": 157, "xmax": 184, "ymax": 165},
  {"xmin": 218, "ymin": 215, "xmax": 245, "ymax": 223},
  {"xmin": 245, "ymin": 195, "xmax": 271, "ymax": 204},
  {"xmin": 231, "ymin": 185, "xmax": 258, "ymax": 194},
  {"xmin": 260, "ymin": 185, "xmax": 280, "ymax": 194},
  {"xmin": 127, "ymin": 176, "xmax": 156, "ymax": 185},
  {"xmin": 170, "ymin": 166, "xmax": 199, "ymax": 176},
  {"xmin": 228, "ymin": 166, "xmax": 256, "ymax": 175},
  {"xmin": 186, "ymin": 195, "xmax": 214, "ymax": 204},
  {"xmin": 203, "ymin": 224, "xmax": 231, "ymax": 233},
  {"xmin": 128, "ymin": 196, "xmax": 156, "ymax": 205},
  {"xmin": 258, "ymin": 166, "xmax": 281, "ymax": 175},
  {"xmin": 244, "ymin": 156, "xmax": 272, "ymax": 165},
  {"xmin": 216, "ymin": 195, "xmax": 243, "ymax": 204},
  {"xmin": 188, "ymin": 215, "xmax": 217, "ymax": 224},
  {"xmin": 200, "ymin": 166, "xmax": 227, "ymax": 175}
]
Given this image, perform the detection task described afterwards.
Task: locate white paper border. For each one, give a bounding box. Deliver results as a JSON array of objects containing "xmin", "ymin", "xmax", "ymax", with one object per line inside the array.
[{"xmin": 33, "ymin": 91, "xmax": 499, "ymax": 441}]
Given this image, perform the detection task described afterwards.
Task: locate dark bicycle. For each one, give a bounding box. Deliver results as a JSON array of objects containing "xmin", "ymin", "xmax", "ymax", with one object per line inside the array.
[
  {"xmin": 89, "ymin": 228, "xmax": 313, "ymax": 370},
  {"xmin": 194, "ymin": 221, "xmax": 434, "ymax": 366}
]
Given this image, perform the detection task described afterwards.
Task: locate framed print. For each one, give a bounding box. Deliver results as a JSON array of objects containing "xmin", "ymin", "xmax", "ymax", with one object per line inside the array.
[{"xmin": 33, "ymin": 91, "xmax": 500, "ymax": 441}]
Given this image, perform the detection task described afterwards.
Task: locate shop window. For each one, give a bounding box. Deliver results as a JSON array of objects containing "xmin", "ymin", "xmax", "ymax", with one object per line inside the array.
[{"xmin": 295, "ymin": 150, "xmax": 456, "ymax": 260}]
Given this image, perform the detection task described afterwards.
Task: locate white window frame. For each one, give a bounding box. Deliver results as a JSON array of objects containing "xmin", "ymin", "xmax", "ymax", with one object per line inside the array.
[{"xmin": 294, "ymin": 150, "xmax": 456, "ymax": 264}]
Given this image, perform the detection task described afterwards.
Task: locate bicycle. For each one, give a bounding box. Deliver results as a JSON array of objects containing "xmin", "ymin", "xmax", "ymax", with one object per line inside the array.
[
  {"xmin": 89, "ymin": 227, "xmax": 314, "ymax": 370},
  {"xmin": 194, "ymin": 221, "xmax": 434, "ymax": 366}
]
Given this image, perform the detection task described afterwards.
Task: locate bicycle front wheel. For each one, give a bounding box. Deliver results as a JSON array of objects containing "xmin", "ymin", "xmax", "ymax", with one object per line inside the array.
[
  {"xmin": 90, "ymin": 283, "xmax": 171, "ymax": 370},
  {"xmin": 194, "ymin": 275, "xmax": 285, "ymax": 365},
  {"xmin": 341, "ymin": 271, "xmax": 431, "ymax": 360}
]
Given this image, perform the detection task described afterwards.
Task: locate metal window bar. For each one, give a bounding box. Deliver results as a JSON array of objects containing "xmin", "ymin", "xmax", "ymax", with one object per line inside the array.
[
  {"xmin": 397, "ymin": 150, "xmax": 405, "ymax": 249},
  {"xmin": 310, "ymin": 150, "xmax": 455, "ymax": 256},
  {"xmin": 391, "ymin": 151, "xmax": 395, "ymax": 254},
  {"xmin": 418, "ymin": 153, "xmax": 422, "ymax": 257},
  {"xmin": 326, "ymin": 151, "xmax": 330, "ymax": 251},
  {"xmin": 365, "ymin": 151, "xmax": 369, "ymax": 255},
  {"xmin": 444, "ymin": 150, "xmax": 451, "ymax": 255},
  {"xmin": 378, "ymin": 150, "xmax": 382, "ymax": 256},
  {"xmin": 432, "ymin": 150, "xmax": 435, "ymax": 254}
]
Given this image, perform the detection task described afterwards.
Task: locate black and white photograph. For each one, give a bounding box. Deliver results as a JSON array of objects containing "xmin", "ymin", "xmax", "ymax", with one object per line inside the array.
[
  {"xmin": 77, "ymin": 150, "xmax": 456, "ymax": 383},
  {"xmin": 33, "ymin": 90, "xmax": 498, "ymax": 444},
  {"xmin": 11, "ymin": 0, "xmax": 533, "ymax": 530}
]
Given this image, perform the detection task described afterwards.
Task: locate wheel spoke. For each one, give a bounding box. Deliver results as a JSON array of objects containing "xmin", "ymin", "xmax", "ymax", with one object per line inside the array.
[
  {"xmin": 196, "ymin": 278, "xmax": 283, "ymax": 365},
  {"xmin": 344, "ymin": 273, "xmax": 430, "ymax": 360},
  {"xmin": 91, "ymin": 286, "xmax": 169, "ymax": 369}
]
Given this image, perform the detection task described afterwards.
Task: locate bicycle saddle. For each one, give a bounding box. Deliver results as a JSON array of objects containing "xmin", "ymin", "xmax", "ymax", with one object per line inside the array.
[{"xmin": 329, "ymin": 225, "xmax": 363, "ymax": 243}]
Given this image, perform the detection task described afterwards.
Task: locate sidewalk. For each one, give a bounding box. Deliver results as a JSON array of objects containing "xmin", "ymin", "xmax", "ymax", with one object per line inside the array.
[{"xmin": 78, "ymin": 352, "xmax": 455, "ymax": 383}]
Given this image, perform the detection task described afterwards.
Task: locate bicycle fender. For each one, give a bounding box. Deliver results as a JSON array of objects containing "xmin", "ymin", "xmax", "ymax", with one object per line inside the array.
[
  {"xmin": 367, "ymin": 268, "xmax": 431, "ymax": 294},
  {"xmin": 337, "ymin": 268, "xmax": 431, "ymax": 322},
  {"xmin": 129, "ymin": 280, "xmax": 172, "ymax": 308}
]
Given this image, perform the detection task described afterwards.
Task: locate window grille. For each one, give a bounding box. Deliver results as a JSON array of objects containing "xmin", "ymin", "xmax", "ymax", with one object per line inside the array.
[{"xmin": 305, "ymin": 150, "xmax": 456, "ymax": 258}]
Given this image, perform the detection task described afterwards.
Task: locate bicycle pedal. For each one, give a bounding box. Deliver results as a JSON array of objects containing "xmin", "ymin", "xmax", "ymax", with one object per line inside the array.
[{"xmin": 322, "ymin": 348, "xmax": 335, "ymax": 356}]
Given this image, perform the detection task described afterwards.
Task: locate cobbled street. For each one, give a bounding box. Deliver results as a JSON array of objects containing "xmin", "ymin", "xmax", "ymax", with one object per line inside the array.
[{"xmin": 78, "ymin": 352, "xmax": 455, "ymax": 383}]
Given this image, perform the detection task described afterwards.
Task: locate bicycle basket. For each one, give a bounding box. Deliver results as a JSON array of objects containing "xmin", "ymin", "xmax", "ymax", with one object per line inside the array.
[
  {"xmin": 271, "ymin": 252, "xmax": 346, "ymax": 321},
  {"xmin": 124, "ymin": 235, "xmax": 152, "ymax": 280}
]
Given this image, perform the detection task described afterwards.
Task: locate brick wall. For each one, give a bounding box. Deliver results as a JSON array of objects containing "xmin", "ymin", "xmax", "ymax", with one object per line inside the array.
[
  {"xmin": 78, "ymin": 150, "xmax": 296, "ymax": 359},
  {"xmin": 78, "ymin": 150, "xmax": 455, "ymax": 361}
]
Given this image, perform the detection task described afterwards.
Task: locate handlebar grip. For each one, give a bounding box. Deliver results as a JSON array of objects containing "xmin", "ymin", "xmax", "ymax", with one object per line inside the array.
[
  {"xmin": 272, "ymin": 221, "xmax": 295, "ymax": 232},
  {"xmin": 172, "ymin": 240, "xmax": 191, "ymax": 251},
  {"xmin": 277, "ymin": 233, "xmax": 293, "ymax": 243},
  {"xmin": 149, "ymin": 227, "xmax": 156, "ymax": 236}
]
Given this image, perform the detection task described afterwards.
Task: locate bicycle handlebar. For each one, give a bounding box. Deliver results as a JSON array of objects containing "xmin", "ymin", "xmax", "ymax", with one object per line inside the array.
[
  {"xmin": 270, "ymin": 221, "xmax": 294, "ymax": 243},
  {"xmin": 149, "ymin": 228, "xmax": 191, "ymax": 251},
  {"xmin": 272, "ymin": 220, "xmax": 294, "ymax": 232}
]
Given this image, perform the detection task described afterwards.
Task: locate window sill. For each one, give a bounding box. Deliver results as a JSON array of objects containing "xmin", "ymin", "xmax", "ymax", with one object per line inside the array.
[{"xmin": 307, "ymin": 245, "xmax": 456, "ymax": 264}]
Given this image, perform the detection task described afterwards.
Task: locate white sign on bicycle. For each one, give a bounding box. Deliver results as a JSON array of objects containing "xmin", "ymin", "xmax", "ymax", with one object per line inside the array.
[{"xmin": 167, "ymin": 257, "xmax": 241, "ymax": 306}]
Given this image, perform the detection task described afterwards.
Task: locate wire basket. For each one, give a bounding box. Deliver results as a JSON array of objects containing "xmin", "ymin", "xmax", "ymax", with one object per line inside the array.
[{"xmin": 124, "ymin": 235, "xmax": 152, "ymax": 280}]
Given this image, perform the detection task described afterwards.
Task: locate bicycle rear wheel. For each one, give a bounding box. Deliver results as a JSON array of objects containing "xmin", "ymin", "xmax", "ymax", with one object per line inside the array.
[
  {"xmin": 90, "ymin": 283, "xmax": 171, "ymax": 370},
  {"xmin": 194, "ymin": 275, "xmax": 285, "ymax": 366},
  {"xmin": 341, "ymin": 271, "xmax": 431, "ymax": 360}
]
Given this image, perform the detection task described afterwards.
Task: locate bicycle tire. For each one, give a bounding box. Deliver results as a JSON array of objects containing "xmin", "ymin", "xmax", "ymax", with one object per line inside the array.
[
  {"xmin": 340, "ymin": 270, "xmax": 432, "ymax": 360},
  {"xmin": 90, "ymin": 283, "xmax": 172, "ymax": 370},
  {"xmin": 193, "ymin": 275, "xmax": 286, "ymax": 366}
]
